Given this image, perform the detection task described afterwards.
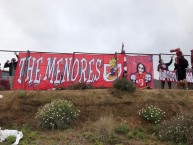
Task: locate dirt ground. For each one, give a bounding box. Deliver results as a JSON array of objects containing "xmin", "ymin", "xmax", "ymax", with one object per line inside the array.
[
  {"xmin": 0, "ymin": 89, "xmax": 193, "ymax": 144},
  {"xmin": 0, "ymin": 89, "xmax": 193, "ymax": 127}
]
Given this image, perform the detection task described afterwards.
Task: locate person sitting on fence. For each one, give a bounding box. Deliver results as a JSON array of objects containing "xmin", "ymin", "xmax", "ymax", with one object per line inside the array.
[
  {"xmin": 4, "ymin": 52, "xmax": 18, "ymax": 90},
  {"xmin": 171, "ymin": 48, "xmax": 189, "ymax": 89},
  {"xmin": 157, "ymin": 55, "xmax": 174, "ymax": 89}
]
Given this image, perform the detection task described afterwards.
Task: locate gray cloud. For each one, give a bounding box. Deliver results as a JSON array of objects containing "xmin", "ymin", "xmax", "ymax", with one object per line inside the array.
[
  {"xmin": 1, "ymin": 0, "xmax": 193, "ymax": 79},
  {"xmin": 0, "ymin": 0, "xmax": 193, "ymax": 55}
]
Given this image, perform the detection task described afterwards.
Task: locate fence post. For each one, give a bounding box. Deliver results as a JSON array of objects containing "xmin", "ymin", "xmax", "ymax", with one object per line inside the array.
[
  {"xmin": 159, "ymin": 54, "xmax": 162, "ymax": 62},
  {"xmin": 71, "ymin": 52, "xmax": 75, "ymax": 85},
  {"xmin": 115, "ymin": 51, "xmax": 118, "ymax": 79},
  {"xmin": 21, "ymin": 50, "xmax": 30, "ymax": 90}
]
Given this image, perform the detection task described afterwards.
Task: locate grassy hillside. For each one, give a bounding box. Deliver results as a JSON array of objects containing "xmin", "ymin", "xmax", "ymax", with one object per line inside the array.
[{"xmin": 0, "ymin": 89, "xmax": 192, "ymax": 145}]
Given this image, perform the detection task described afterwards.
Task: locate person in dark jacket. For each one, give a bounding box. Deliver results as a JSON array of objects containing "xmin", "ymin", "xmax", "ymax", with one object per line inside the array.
[
  {"xmin": 171, "ymin": 48, "xmax": 188, "ymax": 89},
  {"xmin": 4, "ymin": 52, "xmax": 18, "ymax": 90},
  {"xmin": 157, "ymin": 55, "xmax": 173, "ymax": 89}
]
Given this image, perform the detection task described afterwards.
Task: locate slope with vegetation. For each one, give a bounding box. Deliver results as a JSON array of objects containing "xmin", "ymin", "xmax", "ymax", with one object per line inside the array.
[{"xmin": 0, "ymin": 80, "xmax": 193, "ymax": 145}]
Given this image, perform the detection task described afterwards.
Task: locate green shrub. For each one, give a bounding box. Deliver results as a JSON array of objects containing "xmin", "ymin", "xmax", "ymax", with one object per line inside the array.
[
  {"xmin": 114, "ymin": 123, "xmax": 129, "ymax": 135},
  {"xmin": 35, "ymin": 99, "xmax": 80, "ymax": 130},
  {"xmin": 113, "ymin": 78, "xmax": 136, "ymax": 93},
  {"xmin": 138, "ymin": 105, "xmax": 165, "ymax": 124},
  {"xmin": 158, "ymin": 114, "xmax": 193, "ymax": 145}
]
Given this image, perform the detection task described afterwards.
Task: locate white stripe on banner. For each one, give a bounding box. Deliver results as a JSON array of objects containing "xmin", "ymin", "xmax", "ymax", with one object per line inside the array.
[{"xmin": 159, "ymin": 68, "xmax": 193, "ymax": 83}]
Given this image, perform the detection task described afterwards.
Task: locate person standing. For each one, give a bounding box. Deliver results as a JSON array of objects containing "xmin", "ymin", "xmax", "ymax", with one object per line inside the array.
[
  {"xmin": 4, "ymin": 52, "xmax": 18, "ymax": 90},
  {"xmin": 191, "ymin": 49, "xmax": 193, "ymax": 69},
  {"xmin": 157, "ymin": 55, "xmax": 174, "ymax": 89},
  {"xmin": 171, "ymin": 48, "xmax": 188, "ymax": 89}
]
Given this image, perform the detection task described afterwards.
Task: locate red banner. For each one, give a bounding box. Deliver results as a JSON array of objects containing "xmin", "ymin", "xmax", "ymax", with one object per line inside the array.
[
  {"xmin": 126, "ymin": 55, "xmax": 154, "ymax": 89},
  {"xmin": 14, "ymin": 53, "xmax": 124, "ymax": 90}
]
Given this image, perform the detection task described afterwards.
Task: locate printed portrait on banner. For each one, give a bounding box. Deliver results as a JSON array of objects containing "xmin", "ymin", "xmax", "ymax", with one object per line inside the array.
[{"xmin": 126, "ymin": 55, "xmax": 154, "ymax": 89}]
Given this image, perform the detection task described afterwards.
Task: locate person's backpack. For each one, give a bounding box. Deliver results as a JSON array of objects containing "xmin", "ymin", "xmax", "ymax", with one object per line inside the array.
[{"xmin": 181, "ymin": 58, "xmax": 189, "ymax": 68}]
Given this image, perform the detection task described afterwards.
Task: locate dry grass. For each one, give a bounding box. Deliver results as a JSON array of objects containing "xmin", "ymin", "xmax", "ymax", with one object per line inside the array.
[{"xmin": 94, "ymin": 115, "xmax": 115, "ymax": 141}]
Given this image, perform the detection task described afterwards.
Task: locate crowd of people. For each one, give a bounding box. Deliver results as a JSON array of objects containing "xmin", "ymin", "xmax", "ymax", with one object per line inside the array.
[{"xmin": 157, "ymin": 48, "xmax": 192, "ymax": 89}]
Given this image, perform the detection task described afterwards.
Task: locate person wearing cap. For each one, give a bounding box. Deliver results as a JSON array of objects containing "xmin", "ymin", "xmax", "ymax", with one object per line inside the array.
[
  {"xmin": 4, "ymin": 52, "xmax": 18, "ymax": 90},
  {"xmin": 157, "ymin": 55, "xmax": 174, "ymax": 89}
]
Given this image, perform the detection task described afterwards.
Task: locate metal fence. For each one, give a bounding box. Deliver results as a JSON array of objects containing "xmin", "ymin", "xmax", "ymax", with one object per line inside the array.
[{"xmin": 0, "ymin": 50, "xmax": 191, "ymax": 89}]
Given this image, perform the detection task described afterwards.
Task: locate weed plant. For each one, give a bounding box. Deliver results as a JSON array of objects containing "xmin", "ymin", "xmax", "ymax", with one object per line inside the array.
[
  {"xmin": 133, "ymin": 126, "xmax": 146, "ymax": 139},
  {"xmin": 158, "ymin": 114, "xmax": 193, "ymax": 145},
  {"xmin": 55, "ymin": 82, "xmax": 92, "ymax": 90},
  {"xmin": 68, "ymin": 82, "xmax": 92, "ymax": 90},
  {"xmin": 5, "ymin": 136, "xmax": 16, "ymax": 144},
  {"xmin": 114, "ymin": 123, "xmax": 129, "ymax": 135},
  {"xmin": 138, "ymin": 105, "xmax": 165, "ymax": 124},
  {"xmin": 17, "ymin": 91, "xmax": 26, "ymax": 98},
  {"xmin": 126, "ymin": 132, "xmax": 133, "ymax": 139},
  {"xmin": 35, "ymin": 99, "xmax": 80, "ymax": 130}
]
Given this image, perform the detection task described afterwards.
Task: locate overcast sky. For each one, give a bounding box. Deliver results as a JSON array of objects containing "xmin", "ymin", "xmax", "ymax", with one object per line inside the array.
[{"xmin": 0, "ymin": 0, "xmax": 193, "ymax": 55}]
